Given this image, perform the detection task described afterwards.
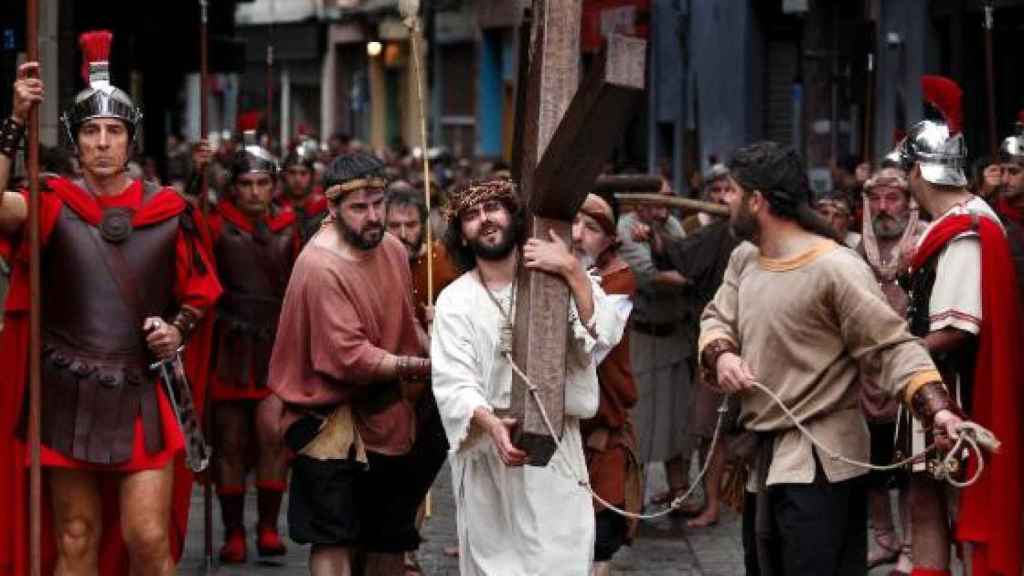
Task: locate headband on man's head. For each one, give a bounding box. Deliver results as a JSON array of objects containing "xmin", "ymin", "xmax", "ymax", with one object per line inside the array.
[
  {"xmin": 863, "ymin": 167, "xmax": 909, "ymax": 194},
  {"xmin": 443, "ymin": 178, "xmax": 520, "ymax": 222},
  {"xmin": 324, "ymin": 177, "xmax": 388, "ymax": 200},
  {"xmin": 579, "ymin": 193, "xmax": 617, "ymax": 237}
]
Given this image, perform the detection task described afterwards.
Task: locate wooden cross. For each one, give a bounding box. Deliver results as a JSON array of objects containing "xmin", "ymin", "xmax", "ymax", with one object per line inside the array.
[{"xmin": 510, "ymin": 0, "xmax": 646, "ymax": 466}]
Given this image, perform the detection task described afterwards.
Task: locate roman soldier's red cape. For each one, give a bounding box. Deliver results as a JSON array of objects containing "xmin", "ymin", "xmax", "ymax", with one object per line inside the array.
[
  {"xmin": 0, "ymin": 179, "xmax": 218, "ymax": 575},
  {"xmin": 911, "ymin": 215, "xmax": 1023, "ymax": 576}
]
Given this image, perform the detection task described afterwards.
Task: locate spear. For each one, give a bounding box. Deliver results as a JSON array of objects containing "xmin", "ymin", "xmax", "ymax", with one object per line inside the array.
[
  {"xmin": 197, "ymin": 2, "xmax": 217, "ymax": 572},
  {"xmin": 400, "ymin": 0, "xmax": 435, "ymax": 519},
  {"xmin": 25, "ymin": 0, "xmax": 42, "ymax": 573},
  {"xmin": 983, "ymin": 1, "xmax": 998, "ymax": 158},
  {"xmin": 400, "ymin": 0, "xmax": 434, "ymax": 304}
]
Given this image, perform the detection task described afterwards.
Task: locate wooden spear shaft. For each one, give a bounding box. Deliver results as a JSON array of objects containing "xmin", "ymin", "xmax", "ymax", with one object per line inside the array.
[
  {"xmin": 25, "ymin": 0, "xmax": 42, "ymax": 573},
  {"xmin": 406, "ymin": 15, "xmax": 433, "ymax": 303},
  {"xmin": 984, "ymin": 2, "xmax": 998, "ymax": 158},
  {"xmin": 615, "ymin": 193, "xmax": 730, "ymax": 217}
]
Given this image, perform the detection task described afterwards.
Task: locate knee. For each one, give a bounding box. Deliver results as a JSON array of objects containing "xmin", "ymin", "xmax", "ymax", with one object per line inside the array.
[
  {"xmin": 56, "ymin": 516, "xmax": 100, "ymax": 561},
  {"xmin": 123, "ymin": 520, "xmax": 171, "ymax": 564}
]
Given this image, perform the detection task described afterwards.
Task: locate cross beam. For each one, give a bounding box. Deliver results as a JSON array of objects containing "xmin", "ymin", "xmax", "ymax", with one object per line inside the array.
[{"xmin": 510, "ymin": 2, "xmax": 646, "ymax": 465}]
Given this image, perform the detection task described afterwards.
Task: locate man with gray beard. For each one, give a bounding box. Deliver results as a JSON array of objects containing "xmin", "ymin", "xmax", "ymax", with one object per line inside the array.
[{"xmin": 854, "ymin": 167, "xmax": 928, "ymax": 574}]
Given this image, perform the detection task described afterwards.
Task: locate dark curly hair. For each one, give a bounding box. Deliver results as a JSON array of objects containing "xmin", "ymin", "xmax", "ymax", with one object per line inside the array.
[
  {"xmin": 441, "ymin": 196, "xmax": 526, "ymax": 273},
  {"xmin": 728, "ymin": 141, "xmax": 840, "ymax": 241}
]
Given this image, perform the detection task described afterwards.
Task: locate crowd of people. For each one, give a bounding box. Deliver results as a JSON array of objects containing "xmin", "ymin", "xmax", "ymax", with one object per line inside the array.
[{"xmin": 0, "ymin": 33, "xmax": 1022, "ymax": 576}]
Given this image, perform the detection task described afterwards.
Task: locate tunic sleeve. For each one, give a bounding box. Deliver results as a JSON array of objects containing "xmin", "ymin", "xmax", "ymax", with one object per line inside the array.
[
  {"xmin": 928, "ymin": 235, "xmax": 982, "ymax": 335},
  {"xmin": 698, "ymin": 242, "xmax": 750, "ymax": 354},
  {"xmin": 565, "ymin": 277, "xmax": 627, "ymax": 419},
  {"xmin": 616, "ymin": 217, "xmax": 659, "ymax": 287},
  {"xmin": 430, "ymin": 289, "xmax": 491, "ymax": 452},
  {"xmin": 831, "ymin": 256, "xmax": 941, "ymax": 401}
]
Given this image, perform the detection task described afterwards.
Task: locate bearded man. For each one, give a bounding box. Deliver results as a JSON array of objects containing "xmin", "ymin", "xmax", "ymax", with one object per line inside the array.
[
  {"xmin": 0, "ymin": 40, "xmax": 221, "ymax": 575},
  {"xmin": 855, "ymin": 167, "xmax": 928, "ymax": 573},
  {"xmin": 700, "ymin": 141, "xmax": 965, "ymax": 575},
  {"xmin": 994, "ymin": 129, "xmax": 1024, "ymax": 308},
  {"xmin": 267, "ymin": 151, "xmax": 436, "ymax": 576},
  {"xmin": 431, "ymin": 178, "xmax": 628, "ymax": 575},
  {"xmin": 572, "ymin": 193, "xmax": 643, "ymax": 576}
]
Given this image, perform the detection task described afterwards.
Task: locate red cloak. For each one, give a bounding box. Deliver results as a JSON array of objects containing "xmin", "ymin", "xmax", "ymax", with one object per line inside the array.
[
  {"xmin": 911, "ymin": 215, "xmax": 1023, "ymax": 576},
  {"xmin": 0, "ymin": 178, "xmax": 221, "ymax": 575}
]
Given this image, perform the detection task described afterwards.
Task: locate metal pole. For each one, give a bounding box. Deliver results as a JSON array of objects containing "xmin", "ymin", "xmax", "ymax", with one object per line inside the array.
[
  {"xmin": 983, "ymin": 2, "xmax": 998, "ymax": 157},
  {"xmin": 25, "ymin": 0, "xmax": 42, "ymax": 573}
]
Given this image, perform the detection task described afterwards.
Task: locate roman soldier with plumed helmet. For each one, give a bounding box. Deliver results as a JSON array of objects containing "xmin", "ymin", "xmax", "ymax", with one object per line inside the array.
[{"xmin": 0, "ymin": 31, "xmax": 221, "ymax": 575}]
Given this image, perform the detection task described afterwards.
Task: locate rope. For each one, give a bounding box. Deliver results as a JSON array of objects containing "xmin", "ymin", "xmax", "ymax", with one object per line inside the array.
[{"xmin": 504, "ymin": 351, "xmax": 997, "ymax": 520}]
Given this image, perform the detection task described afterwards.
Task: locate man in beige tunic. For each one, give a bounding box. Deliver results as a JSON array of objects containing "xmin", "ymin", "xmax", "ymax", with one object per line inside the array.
[{"xmin": 698, "ymin": 142, "xmax": 966, "ymax": 575}]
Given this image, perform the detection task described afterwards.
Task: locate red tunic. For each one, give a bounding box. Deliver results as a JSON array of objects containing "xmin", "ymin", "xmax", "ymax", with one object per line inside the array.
[
  {"xmin": 0, "ymin": 177, "xmax": 222, "ymax": 575},
  {"xmin": 582, "ymin": 260, "xmax": 642, "ymax": 534},
  {"xmin": 207, "ymin": 201, "xmax": 299, "ymax": 402}
]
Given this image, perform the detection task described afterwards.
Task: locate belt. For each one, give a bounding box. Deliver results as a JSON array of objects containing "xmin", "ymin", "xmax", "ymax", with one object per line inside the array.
[{"xmin": 632, "ymin": 320, "xmax": 676, "ymax": 337}]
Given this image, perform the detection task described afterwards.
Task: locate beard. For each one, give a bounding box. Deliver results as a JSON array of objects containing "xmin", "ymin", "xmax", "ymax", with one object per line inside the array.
[
  {"xmin": 336, "ymin": 216, "xmax": 385, "ymax": 250},
  {"xmin": 468, "ymin": 221, "xmax": 517, "ymax": 262},
  {"xmin": 872, "ymin": 213, "xmax": 908, "ymax": 239},
  {"xmin": 402, "ymin": 235, "xmax": 424, "ymax": 261},
  {"xmin": 729, "ymin": 202, "xmax": 759, "ymax": 242}
]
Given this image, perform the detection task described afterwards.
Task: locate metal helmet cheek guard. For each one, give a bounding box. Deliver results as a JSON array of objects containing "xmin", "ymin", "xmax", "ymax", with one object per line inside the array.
[
  {"xmin": 888, "ymin": 120, "xmax": 967, "ymax": 187},
  {"xmin": 60, "ymin": 31, "xmax": 143, "ymax": 150}
]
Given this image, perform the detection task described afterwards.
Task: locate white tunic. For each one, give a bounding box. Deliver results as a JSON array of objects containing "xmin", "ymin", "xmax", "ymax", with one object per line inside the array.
[{"xmin": 431, "ymin": 271, "xmax": 628, "ymax": 576}]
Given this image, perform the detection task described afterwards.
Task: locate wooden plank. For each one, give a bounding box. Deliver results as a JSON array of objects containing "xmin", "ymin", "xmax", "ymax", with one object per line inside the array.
[{"xmin": 510, "ymin": 1, "xmax": 646, "ymax": 465}]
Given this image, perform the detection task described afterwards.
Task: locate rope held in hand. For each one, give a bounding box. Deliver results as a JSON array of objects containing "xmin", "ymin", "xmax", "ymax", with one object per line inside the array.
[{"xmin": 505, "ymin": 352, "xmax": 998, "ymax": 520}]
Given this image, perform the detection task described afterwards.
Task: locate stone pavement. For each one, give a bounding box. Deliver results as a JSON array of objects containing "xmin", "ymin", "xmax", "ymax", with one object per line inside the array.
[{"xmin": 179, "ymin": 462, "xmax": 944, "ymax": 575}]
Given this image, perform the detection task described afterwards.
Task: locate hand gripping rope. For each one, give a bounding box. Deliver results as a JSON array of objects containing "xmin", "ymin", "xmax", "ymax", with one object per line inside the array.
[{"xmin": 505, "ymin": 352, "xmax": 1000, "ymax": 521}]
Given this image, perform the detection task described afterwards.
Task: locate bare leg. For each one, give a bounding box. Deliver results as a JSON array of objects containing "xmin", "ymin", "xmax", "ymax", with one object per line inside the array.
[
  {"xmin": 310, "ymin": 544, "xmax": 352, "ymax": 576},
  {"xmin": 688, "ymin": 437, "xmax": 727, "ymax": 528},
  {"xmin": 215, "ymin": 402, "xmax": 252, "ymax": 488},
  {"xmin": 592, "ymin": 560, "xmax": 611, "ymax": 576},
  {"xmin": 363, "ymin": 552, "xmax": 406, "ymax": 576},
  {"xmin": 50, "ymin": 468, "xmax": 103, "ymax": 576},
  {"xmin": 120, "ymin": 462, "xmax": 175, "ymax": 576},
  {"xmin": 909, "ymin": 474, "xmax": 950, "ymax": 570},
  {"xmin": 665, "ymin": 454, "xmax": 688, "ymax": 493},
  {"xmin": 255, "ymin": 395, "xmax": 288, "ymax": 484},
  {"xmin": 868, "ymin": 484, "xmax": 900, "ymax": 566},
  {"xmin": 896, "ymin": 487, "xmax": 914, "ymax": 573}
]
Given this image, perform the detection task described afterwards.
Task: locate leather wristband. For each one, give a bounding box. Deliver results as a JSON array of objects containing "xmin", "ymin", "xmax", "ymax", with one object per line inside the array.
[
  {"xmin": 396, "ymin": 356, "xmax": 431, "ymax": 382},
  {"xmin": 170, "ymin": 308, "xmax": 200, "ymax": 342},
  {"xmin": 0, "ymin": 117, "xmax": 26, "ymax": 160},
  {"xmin": 700, "ymin": 338, "xmax": 738, "ymax": 383},
  {"xmin": 910, "ymin": 380, "xmax": 965, "ymax": 429}
]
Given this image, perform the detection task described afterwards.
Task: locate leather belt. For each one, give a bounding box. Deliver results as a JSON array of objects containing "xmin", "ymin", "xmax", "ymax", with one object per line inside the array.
[{"xmin": 632, "ymin": 320, "xmax": 676, "ymax": 337}]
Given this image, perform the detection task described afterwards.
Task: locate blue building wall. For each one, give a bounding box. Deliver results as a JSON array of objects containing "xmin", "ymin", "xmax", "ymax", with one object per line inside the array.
[{"xmin": 477, "ymin": 30, "xmax": 505, "ymax": 157}]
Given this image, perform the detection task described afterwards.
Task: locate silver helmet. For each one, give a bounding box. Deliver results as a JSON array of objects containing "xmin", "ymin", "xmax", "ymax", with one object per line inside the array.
[
  {"xmin": 230, "ymin": 130, "xmax": 279, "ymax": 181},
  {"xmin": 1000, "ymin": 124, "xmax": 1024, "ymax": 166},
  {"xmin": 888, "ymin": 119, "xmax": 967, "ymax": 187},
  {"xmin": 60, "ymin": 31, "xmax": 143, "ymax": 149}
]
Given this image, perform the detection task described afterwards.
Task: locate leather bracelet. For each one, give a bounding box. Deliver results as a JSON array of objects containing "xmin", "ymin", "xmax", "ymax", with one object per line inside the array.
[
  {"xmin": 910, "ymin": 380, "xmax": 965, "ymax": 429},
  {"xmin": 397, "ymin": 356, "xmax": 430, "ymax": 382},
  {"xmin": 700, "ymin": 338, "xmax": 738, "ymax": 383},
  {"xmin": 0, "ymin": 117, "xmax": 26, "ymax": 160},
  {"xmin": 170, "ymin": 308, "xmax": 200, "ymax": 342}
]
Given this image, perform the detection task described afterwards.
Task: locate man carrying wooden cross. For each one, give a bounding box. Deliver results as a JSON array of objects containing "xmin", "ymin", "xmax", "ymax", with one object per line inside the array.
[{"xmin": 431, "ymin": 178, "xmax": 628, "ymax": 575}]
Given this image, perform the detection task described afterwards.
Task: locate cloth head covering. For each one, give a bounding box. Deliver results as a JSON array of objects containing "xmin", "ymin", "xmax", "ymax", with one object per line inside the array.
[{"xmin": 579, "ymin": 193, "xmax": 616, "ymax": 238}]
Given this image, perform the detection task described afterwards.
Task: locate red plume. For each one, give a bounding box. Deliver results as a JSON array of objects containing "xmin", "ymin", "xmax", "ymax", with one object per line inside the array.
[
  {"xmin": 1017, "ymin": 109, "xmax": 1024, "ymax": 130},
  {"xmin": 79, "ymin": 30, "xmax": 113, "ymax": 84},
  {"xmin": 921, "ymin": 75, "xmax": 963, "ymax": 135}
]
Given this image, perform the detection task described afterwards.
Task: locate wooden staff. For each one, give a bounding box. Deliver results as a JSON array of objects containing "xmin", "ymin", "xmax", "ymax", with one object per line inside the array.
[
  {"xmin": 25, "ymin": 0, "xmax": 42, "ymax": 573},
  {"xmin": 983, "ymin": 2, "xmax": 998, "ymax": 158},
  {"xmin": 266, "ymin": 0, "xmax": 275, "ymax": 145},
  {"xmin": 400, "ymin": 0, "xmax": 433, "ymax": 518},
  {"xmin": 615, "ymin": 193, "xmax": 730, "ymax": 217},
  {"xmin": 197, "ymin": 1, "xmax": 216, "ymax": 572}
]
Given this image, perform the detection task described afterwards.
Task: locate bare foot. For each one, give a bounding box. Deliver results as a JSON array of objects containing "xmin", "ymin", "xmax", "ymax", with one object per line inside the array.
[{"xmin": 686, "ymin": 507, "xmax": 719, "ymax": 528}]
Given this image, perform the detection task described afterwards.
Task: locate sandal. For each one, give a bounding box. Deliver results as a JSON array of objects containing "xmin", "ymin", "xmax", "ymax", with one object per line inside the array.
[{"xmin": 868, "ymin": 528, "xmax": 902, "ymax": 568}]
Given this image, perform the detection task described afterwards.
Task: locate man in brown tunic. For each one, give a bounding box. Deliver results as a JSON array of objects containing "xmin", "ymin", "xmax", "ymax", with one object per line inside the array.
[
  {"xmin": 267, "ymin": 151, "xmax": 437, "ymax": 576},
  {"xmin": 573, "ymin": 194, "xmax": 643, "ymax": 576},
  {"xmin": 699, "ymin": 142, "xmax": 965, "ymax": 575}
]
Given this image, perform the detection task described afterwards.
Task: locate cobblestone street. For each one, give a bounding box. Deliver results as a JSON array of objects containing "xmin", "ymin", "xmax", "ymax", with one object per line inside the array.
[{"xmin": 180, "ymin": 463, "xmax": 921, "ymax": 575}]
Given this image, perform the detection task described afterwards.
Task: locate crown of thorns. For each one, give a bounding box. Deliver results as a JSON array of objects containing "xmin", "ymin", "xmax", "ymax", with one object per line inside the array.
[{"xmin": 443, "ymin": 178, "xmax": 520, "ymax": 221}]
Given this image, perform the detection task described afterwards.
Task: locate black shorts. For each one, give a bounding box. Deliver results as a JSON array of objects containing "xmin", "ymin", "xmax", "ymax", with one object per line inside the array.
[
  {"xmin": 285, "ymin": 399, "xmax": 448, "ymax": 552},
  {"xmin": 594, "ymin": 509, "xmax": 628, "ymax": 562}
]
